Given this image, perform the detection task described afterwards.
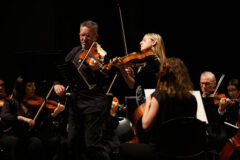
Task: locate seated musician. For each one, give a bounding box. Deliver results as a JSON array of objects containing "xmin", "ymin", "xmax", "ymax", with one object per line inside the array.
[
  {"xmin": 119, "ymin": 57, "xmax": 198, "ymax": 160},
  {"xmin": 199, "ymin": 71, "xmax": 234, "ymax": 154},
  {"xmin": 225, "ymin": 78, "xmax": 240, "ymax": 127},
  {"xmin": 0, "ymin": 75, "xmax": 65, "ymax": 160}
]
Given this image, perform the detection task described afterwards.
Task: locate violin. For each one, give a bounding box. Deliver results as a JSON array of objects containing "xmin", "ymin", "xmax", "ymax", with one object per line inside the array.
[
  {"xmin": 25, "ymin": 95, "xmax": 58, "ymax": 111},
  {"xmin": 212, "ymin": 93, "xmax": 238, "ymax": 106},
  {"xmin": 212, "ymin": 93, "xmax": 226, "ymax": 105},
  {"xmin": 78, "ymin": 46, "xmax": 104, "ymax": 69},
  {"xmin": 104, "ymin": 51, "xmax": 155, "ymax": 70}
]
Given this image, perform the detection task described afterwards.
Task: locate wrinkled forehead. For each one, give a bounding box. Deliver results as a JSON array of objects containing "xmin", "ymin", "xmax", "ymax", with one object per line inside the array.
[{"xmin": 200, "ymin": 75, "xmax": 215, "ymax": 82}]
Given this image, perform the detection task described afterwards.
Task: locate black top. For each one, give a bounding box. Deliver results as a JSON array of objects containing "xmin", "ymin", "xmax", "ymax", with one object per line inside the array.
[
  {"xmin": 202, "ymin": 98, "xmax": 225, "ymax": 127},
  {"xmin": 134, "ymin": 57, "xmax": 160, "ymax": 106},
  {"xmin": 64, "ymin": 46, "xmax": 112, "ymax": 115},
  {"xmin": 149, "ymin": 90, "xmax": 197, "ymax": 144},
  {"xmin": 0, "ymin": 99, "xmax": 54, "ymax": 138}
]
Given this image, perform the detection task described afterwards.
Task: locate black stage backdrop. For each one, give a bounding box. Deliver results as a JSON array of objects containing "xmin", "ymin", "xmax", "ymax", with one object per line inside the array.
[{"xmin": 0, "ymin": 0, "xmax": 239, "ymax": 98}]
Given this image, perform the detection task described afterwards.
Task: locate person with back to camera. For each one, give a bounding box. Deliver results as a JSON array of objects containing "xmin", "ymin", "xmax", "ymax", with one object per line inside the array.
[{"xmin": 118, "ymin": 57, "xmax": 200, "ymax": 160}]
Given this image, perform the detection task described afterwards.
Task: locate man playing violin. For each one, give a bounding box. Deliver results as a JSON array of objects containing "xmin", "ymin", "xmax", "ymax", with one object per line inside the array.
[
  {"xmin": 53, "ymin": 20, "xmax": 119, "ymax": 160},
  {"xmin": 199, "ymin": 71, "xmax": 233, "ymax": 157}
]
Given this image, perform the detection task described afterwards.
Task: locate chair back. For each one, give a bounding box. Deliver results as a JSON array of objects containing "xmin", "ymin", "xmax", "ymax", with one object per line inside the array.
[{"xmin": 156, "ymin": 117, "xmax": 207, "ymax": 159}]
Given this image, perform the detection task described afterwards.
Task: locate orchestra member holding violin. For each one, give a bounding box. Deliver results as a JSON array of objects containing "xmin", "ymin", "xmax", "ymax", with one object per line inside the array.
[
  {"xmin": 199, "ymin": 71, "xmax": 232, "ymax": 156},
  {"xmin": 112, "ymin": 33, "xmax": 166, "ymax": 107},
  {"xmin": 0, "ymin": 75, "xmax": 65, "ymax": 160},
  {"xmin": 119, "ymin": 57, "xmax": 198, "ymax": 160},
  {"xmin": 218, "ymin": 78, "xmax": 240, "ymax": 160},
  {"xmin": 53, "ymin": 20, "xmax": 119, "ymax": 160},
  {"xmin": 225, "ymin": 78, "xmax": 240, "ymax": 127},
  {"xmin": 112, "ymin": 33, "xmax": 166, "ymax": 143}
]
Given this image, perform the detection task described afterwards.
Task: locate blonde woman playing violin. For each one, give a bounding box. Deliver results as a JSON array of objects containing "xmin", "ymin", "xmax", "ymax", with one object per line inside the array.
[{"xmin": 112, "ymin": 33, "xmax": 166, "ymax": 107}]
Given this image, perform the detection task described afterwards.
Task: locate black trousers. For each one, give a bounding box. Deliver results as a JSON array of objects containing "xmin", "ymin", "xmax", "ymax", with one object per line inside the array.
[
  {"xmin": 68, "ymin": 111, "xmax": 119, "ymax": 160},
  {"xmin": 0, "ymin": 134, "xmax": 44, "ymax": 160},
  {"xmin": 119, "ymin": 143, "xmax": 155, "ymax": 160}
]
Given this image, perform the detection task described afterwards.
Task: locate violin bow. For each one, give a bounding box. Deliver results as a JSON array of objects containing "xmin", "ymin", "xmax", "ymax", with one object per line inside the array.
[
  {"xmin": 105, "ymin": 3, "xmax": 128, "ymax": 96},
  {"xmin": 78, "ymin": 41, "xmax": 96, "ymax": 70},
  {"xmin": 213, "ymin": 74, "xmax": 225, "ymax": 97},
  {"xmin": 106, "ymin": 72, "xmax": 118, "ymax": 95},
  {"xmin": 33, "ymin": 85, "xmax": 54, "ymax": 121},
  {"xmin": 73, "ymin": 61, "xmax": 94, "ymax": 90},
  {"xmin": 117, "ymin": 3, "xmax": 128, "ymax": 56},
  {"xmin": 73, "ymin": 41, "xmax": 98, "ymax": 90}
]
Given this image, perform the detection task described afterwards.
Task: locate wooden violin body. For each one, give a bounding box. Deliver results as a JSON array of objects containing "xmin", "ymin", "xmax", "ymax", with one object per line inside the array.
[
  {"xmin": 25, "ymin": 95, "xmax": 58, "ymax": 111},
  {"xmin": 104, "ymin": 51, "xmax": 155, "ymax": 70}
]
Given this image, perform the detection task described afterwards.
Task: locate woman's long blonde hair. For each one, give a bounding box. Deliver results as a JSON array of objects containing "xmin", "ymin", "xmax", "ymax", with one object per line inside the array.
[{"xmin": 144, "ymin": 33, "xmax": 166, "ymax": 63}]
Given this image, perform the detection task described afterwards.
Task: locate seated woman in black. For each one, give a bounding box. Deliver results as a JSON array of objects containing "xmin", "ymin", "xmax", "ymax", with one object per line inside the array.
[
  {"xmin": 119, "ymin": 57, "xmax": 198, "ymax": 160},
  {"xmin": 0, "ymin": 75, "xmax": 65, "ymax": 160}
]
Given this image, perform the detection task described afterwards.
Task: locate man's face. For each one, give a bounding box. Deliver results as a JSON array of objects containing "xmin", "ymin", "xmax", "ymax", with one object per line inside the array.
[
  {"xmin": 200, "ymin": 76, "xmax": 216, "ymax": 96},
  {"xmin": 79, "ymin": 26, "xmax": 98, "ymax": 50}
]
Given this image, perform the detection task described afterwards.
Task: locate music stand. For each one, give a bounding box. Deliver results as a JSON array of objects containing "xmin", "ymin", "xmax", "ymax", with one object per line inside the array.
[{"xmin": 56, "ymin": 61, "xmax": 96, "ymax": 90}]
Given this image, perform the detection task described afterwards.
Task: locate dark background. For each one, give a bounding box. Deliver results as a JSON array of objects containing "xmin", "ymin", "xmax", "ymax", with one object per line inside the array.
[{"xmin": 0, "ymin": 0, "xmax": 239, "ymax": 97}]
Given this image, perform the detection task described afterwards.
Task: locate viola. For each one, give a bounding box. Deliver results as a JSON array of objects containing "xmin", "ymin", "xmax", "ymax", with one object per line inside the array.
[
  {"xmin": 104, "ymin": 51, "xmax": 155, "ymax": 70},
  {"xmin": 25, "ymin": 95, "xmax": 58, "ymax": 111}
]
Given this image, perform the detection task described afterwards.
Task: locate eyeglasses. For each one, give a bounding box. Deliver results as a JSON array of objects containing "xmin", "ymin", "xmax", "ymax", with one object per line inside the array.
[
  {"xmin": 200, "ymin": 82, "xmax": 212, "ymax": 86},
  {"xmin": 79, "ymin": 33, "xmax": 95, "ymax": 38}
]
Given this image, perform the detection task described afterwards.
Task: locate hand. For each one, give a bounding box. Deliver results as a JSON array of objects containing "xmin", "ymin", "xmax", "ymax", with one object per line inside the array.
[
  {"xmin": 110, "ymin": 101, "xmax": 119, "ymax": 116},
  {"xmin": 112, "ymin": 57, "xmax": 124, "ymax": 69},
  {"xmin": 89, "ymin": 58, "xmax": 100, "ymax": 71},
  {"xmin": 219, "ymin": 97, "xmax": 234, "ymax": 111},
  {"xmin": 55, "ymin": 103, "xmax": 65, "ymax": 113},
  {"xmin": 17, "ymin": 116, "xmax": 35, "ymax": 129},
  {"xmin": 27, "ymin": 118, "xmax": 35, "ymax": 130},
  {"xmin": 52, "ymin": 103, "xmax": 65, "ymax": 117},
  {"xmin": 125, "ymin": 67, "xmax": 135, "ymax": 77},
  {"xmin": 54, "ymin": 84, "xmax": 66, "ymax": 97}
]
